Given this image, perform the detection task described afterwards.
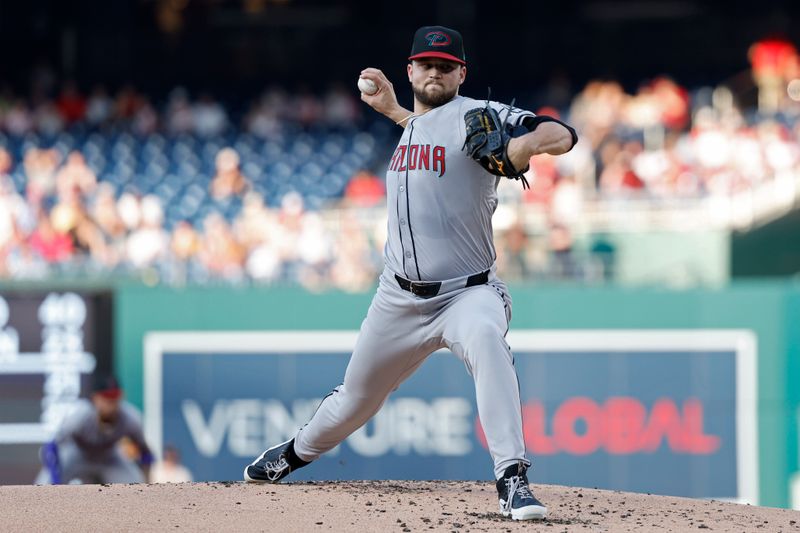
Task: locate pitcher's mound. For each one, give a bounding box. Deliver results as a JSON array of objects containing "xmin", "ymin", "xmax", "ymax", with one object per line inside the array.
[{"xmin": 2, "ymin": 481, "xmax": 798, "ymax": 532}]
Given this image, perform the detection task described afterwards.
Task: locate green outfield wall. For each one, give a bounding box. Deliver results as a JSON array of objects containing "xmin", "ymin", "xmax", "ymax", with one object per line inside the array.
[{"xmin": 115, "ymin": 281, "xmax": 800, "ymax": 508}]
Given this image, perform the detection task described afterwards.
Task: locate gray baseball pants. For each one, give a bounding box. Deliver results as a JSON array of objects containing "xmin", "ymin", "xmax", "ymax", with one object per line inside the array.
[
  {"xmin": 34, "ymin": 442, "xmax": 145, "ymax": 485},
  {"xmin": 293, "ymin": 266, "xmax": 529, "ymax": 479}
]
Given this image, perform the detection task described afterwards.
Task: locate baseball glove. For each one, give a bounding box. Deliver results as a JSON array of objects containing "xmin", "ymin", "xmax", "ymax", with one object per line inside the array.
[{"xmin": 462, "ymin": 100, "xmax": 530, "ymax": 189}]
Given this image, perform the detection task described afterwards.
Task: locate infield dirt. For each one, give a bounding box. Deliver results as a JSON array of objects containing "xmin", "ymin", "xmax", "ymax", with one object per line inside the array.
[{"xmin": 2, "ymin": 481, "xmax": 799, "ymax": 532}]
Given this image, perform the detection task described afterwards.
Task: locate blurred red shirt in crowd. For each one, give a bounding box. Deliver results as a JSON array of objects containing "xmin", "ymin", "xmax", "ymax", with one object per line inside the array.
[
  {"xmin": 29, "ymin": 214, "xmax": 73, "ymax": 263},
  {"xmin": 651, "ymin": 77, "xmax": 689, "ymax": 131},
  {"xmin": 749, "ymin": 38, "xmax": 799, "ymax": 78},
  {"xmin": 56, "ymin": 82, "xmax": 87, "ymax": 124},
  {"xmin": 344, "ymin": 170, "xmax": 385, "ymax": 207}
]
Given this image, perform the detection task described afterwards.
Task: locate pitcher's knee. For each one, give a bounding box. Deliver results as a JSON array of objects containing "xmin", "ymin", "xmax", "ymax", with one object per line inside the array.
[{"xmin": 461, "ymin": 322, "xmax": 507, "ymax": 353}]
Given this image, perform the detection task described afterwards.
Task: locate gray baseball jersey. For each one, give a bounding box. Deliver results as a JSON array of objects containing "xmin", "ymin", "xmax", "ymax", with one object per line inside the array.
[
  {"xmin": 384, "ymin": 95, "xmax": 534, "ymax": 281},
  {"xmin": 292, "ymin": 94, "xmax": 536, "ymax": 480},
  {"xmin": 53, "ymin": 399, "xmax": 151, "ymax": 459},
  {"xmin": 35, "ymin": 399, "xmax": 150, "ymax": 484}
]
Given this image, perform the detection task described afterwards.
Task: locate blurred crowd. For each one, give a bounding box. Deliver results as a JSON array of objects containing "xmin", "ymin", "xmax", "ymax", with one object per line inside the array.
[
  {"xmin": 514, "ymin": 77, "xmax": 800, "ymax": 222},
  {"xmin": 0, "ymin": 64, "xmax": 798, "ymax": 288},
  {"xmin": 0, "ymin": 82, "xmax": 362, "ymax": 139},
  {"xmin": 0, "ymin": 82, "xmax": 389, "ymax": 290},
  {"xmin": 494, "ymin": 73, "xmax": 800, "ymax": 282},
  {"xmin": 0, "ymin": 146, "xmax": 386, "ymax": 290}
]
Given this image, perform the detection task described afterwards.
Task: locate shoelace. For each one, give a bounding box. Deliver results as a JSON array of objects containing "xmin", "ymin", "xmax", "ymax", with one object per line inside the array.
[
  {"xmin": 516, "ymin": 484, "xmax": 534, "ymax": 499},
  {"xmin": 502, "ymin": 475, "xmax": 521, "ymax": 513},
  {"xmin": 503, "ymin": 475, "xmax": 534, "ymax": 512}
]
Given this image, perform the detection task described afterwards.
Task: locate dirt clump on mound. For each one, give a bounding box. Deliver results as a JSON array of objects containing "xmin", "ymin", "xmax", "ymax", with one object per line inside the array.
[{"xmin": 2, "ymin": 480, "xmax": 799, "ymax": 532}]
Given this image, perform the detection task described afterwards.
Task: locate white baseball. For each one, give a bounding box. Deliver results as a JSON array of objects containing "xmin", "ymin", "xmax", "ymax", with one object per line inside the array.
[{"xmin": 358, "ymin": 77, "xmax": 378, "ymax": 95}]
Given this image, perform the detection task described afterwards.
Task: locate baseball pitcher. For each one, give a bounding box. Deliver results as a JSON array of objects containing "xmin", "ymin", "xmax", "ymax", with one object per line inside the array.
[{"xmin": 244, "ymin": 25, "xmax": 577, "ymax": 521}]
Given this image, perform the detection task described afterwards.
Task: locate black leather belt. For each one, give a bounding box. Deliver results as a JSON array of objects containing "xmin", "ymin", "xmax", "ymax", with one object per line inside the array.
[{"xmin": 395, "ymin": 270, "xmax": 490, "ymax": 298}]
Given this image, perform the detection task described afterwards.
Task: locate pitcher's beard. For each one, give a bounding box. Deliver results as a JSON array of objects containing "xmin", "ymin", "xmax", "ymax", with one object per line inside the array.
[{"xmin": 412, "ymin": 82, "xmax": 457, "ymax": 108}]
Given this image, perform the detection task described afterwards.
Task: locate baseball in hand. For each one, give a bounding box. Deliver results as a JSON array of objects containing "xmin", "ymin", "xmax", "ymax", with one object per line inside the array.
[{"xmin": 358, "ymin": 77, "xmax": 378, "ymax": 95}]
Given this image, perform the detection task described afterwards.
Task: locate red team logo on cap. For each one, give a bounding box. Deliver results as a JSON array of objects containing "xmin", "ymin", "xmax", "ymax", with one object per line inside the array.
[{"xmin": 425, "ymin": 31, "xmax": 451, "ymax": 47}]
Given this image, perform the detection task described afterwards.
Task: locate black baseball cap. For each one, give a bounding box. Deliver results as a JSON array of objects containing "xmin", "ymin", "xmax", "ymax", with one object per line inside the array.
[{"xmin": 408, "ymin": 26, "xmax": 466, "ymax": 66}]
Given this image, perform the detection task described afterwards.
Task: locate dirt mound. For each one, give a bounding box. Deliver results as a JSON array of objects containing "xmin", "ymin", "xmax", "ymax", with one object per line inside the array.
[{"xmin": 2, "ymin": 481, "xmax": 798, "ymax": 532}]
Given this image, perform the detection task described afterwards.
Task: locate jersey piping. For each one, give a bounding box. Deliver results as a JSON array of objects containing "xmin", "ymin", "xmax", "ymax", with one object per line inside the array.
[{"xmin": 405, "ymin": 120, "xmax": 422, "ymax": 280}]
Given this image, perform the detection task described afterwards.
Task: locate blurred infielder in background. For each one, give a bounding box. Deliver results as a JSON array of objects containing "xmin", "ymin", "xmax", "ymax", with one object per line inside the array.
[
  {"xmin": 36, "ymin": 375, "xmax": 154, "ymax": 485},
  {"xmin": 245, "ymin": 25, "xmax": 577, "ymax": 520}
]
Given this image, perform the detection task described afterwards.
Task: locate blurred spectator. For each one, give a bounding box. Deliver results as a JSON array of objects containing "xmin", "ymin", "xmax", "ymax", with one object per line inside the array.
[
  {"xmin": 569, "ymin": 80, "xmax": 628, "ymax": 150},
  {"xmin": 55, "ymin": 151, "xmax": 97, "ymax": 199},
  {"xmin": 132, "ymin": 96, "xmax": 159, "ymax": 136},
  {"xmin": 91, "ymin": 183, "xmax": 126, "ymax": 239},
  {"xmin": 549, "ymin": 175, "xmax": 583, "ymax": 226},
  {"xmin": 296, "ymin": 212, "xmax": 333, "ymax": 290},
  {"xmin": 0, "ymin": 147, "xmax": 13, "ymax": 176},
  {"xmin": 0, "ymin": 176, "xmax": 26, "ymax": 266},
  {"xmin": 56, "ymin": 81, "xmax": 87, "ymax": 124},
  {"xmin": 749, "ymin": 37, "xmax": 800, "ymax": 113},
  {"xmin": 651, "ymin": 77, "xmax": 690, "ymax": 131},
  {"xmin": 198, "ymin": 212, "xmax": 246, "ymax": 280},
  {"xmin": 292, "ymin": 86, "xmax": 323, "ymax": 127},
  {"xmin": 50, "ymin": 188, "xmax": 85, "ymax": 245},
  {"xmin": 597, "ymin": 139, "xmax": 645, "ymax": 196},
  {"xmin": 50, "ymin": 184, "xmax": 110, "ymax": 266},
  {"xmin": 29, "ymin": 212, "xmax": 73, "ymax": 263},
  {"xmin": 274, "ymin": 192, "xmax": 305, "ymax": 268},
  {"xmin": 246, "ymin": 238, "xmax": 282, "ymax": 282},
  {"xmin": 548, "ymin": 224, "xmax": 580, "ymax": 280},
  {"xmin": 125, "ymin": 195, "xmax": 169, "ymax": 269},
  {"xmin": 343, "ymin": 169, "xmax": 385, "ymax": 207},
  {"xmin": 115, "ymin": 85, "xmax": 141, "ymax": 121},
  {"xmin": 166, "ymin": 220, "xmax": 202, "ymax": 285},
  {"xmin": 623, "ymin": 77, "xmax": 690, "ymax": 133},
  {"xmin": 324, "ymin": 83, "xmax": 360, "ymax": 125},
  {"xmin": 523, "ymin": 152, "xmax": 558, "ymax": 205},
  {"xmin": 3, "ymin": 239, "xmax": 46, "ymax": 279},
  {"xmin": 234, "ymin": 192, "xmax": 272, "ymax": 246},
  {"xmin": 210, "ymin": 147, "xmax": 249, "ymax": 200},
  {"xmin": 117, "ymin": 192, "xmax": 142, "ymax": 232},
  {"xmin": 85, "ymin": 85, "xmax": 114, "ymax": 127},
  {"xmin": 24, "ymin": 147, "xmax": 60, "ymax": 202},
  {"xmin": 33, "ymin": 101, "xmax": 64, "ymax": 136},
  {"xmin": 244, "ymin": 96, "xmax": 283, "ymax": 140},
  {"xmin": 236, "ymin": 193, "xmax": 282, "ymax": 282},
  {"xmin": 502, "ymin": 219, "xmax": 530, "ymax": 281},
  {"xmin": 261, "ymin": 86, "xmax": 290, "ymax": 121},
  {"xmin": 4, "ymin": 99, "xmax": 34, "ymax": 135},
  {"xmin": 149, "ymin": 445, "xmax": 193, "ymax": 484},
  {"xmin": 166, "ymin": 88, "xmax": 194, "ymax": 134},
  {"xmin": 590, "ymin": 237, "xmax": 616, "ymax": 282},
  {"xmin": 171, "ymin": 220, "xmax": 201, "ymax": 263},
  {"xmin": 192, "ymin": 93, "xmax": 228, "ymax": 137},
  {"xmin": 328, "ymin": 210, "xmax": 378, "ymax": 292}
]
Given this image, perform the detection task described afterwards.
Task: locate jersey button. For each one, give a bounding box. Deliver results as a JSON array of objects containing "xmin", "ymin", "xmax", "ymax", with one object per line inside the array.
[
  {"xmin": 400, "ymin": 218, "xmax": 406, "ymax": 225},
  {"xmin": 399, "ymin": 185, "xmax": 405, "ymax": 192},
  {"xmin": 405, "ymin": 251, "xmax": 412, "ymax": 258}
]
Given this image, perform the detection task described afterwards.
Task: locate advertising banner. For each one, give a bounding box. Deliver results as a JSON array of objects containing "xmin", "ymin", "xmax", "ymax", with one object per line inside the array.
[{"xmin": 144, "ymin": 330, "xmax": 757, "ymax": 502}]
